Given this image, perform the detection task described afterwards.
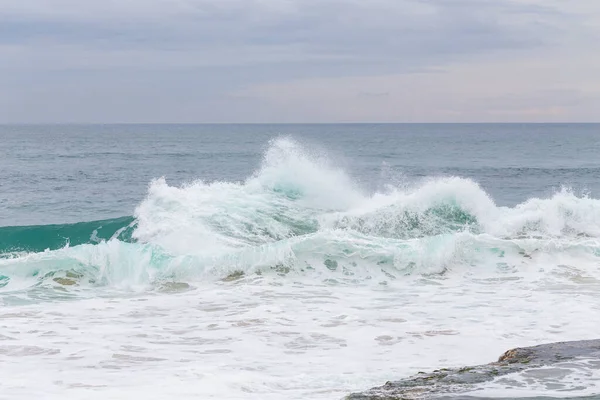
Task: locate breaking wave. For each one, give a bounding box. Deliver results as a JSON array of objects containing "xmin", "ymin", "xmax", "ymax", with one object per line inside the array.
[{"xmin": 2, "ymin": 137, "xmax": 600, "ymax": 293}]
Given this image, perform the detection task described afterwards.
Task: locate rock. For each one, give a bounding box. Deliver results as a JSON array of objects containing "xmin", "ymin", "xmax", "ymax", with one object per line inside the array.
[
  {"xmin": 65, "ymin": 271, "xmax": 83, "ymax": 279},
  {"xmin": 222, "ymin": 270, "xmax": 245, "ymax": 282},
  {"xmin": 53, "ymin": 277, "xmax": 77, "ymax": 286},
  {"xmin": 346, "ymin": 340, "xmax": 600, "ymax": 399}
]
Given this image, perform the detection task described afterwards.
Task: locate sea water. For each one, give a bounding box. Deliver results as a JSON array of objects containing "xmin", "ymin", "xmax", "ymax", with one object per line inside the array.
[{"xmin": 1, "ymin": 124, "xmax": 600, "ymax": 399}]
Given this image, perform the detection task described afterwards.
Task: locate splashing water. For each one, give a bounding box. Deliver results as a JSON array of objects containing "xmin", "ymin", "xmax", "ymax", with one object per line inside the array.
[
  {"xmin": 2, "ymin": 137, "xmax": 600, "ymax": 399},
  {"xmin": 2, "ymin": 137, "xmax": 600, "ymax": 291}
]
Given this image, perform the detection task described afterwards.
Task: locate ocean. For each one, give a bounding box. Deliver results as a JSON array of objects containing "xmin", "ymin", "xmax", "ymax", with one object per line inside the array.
[{"xmin": 1, "ymin": 123, "xmax": 600, "ymax": 399}]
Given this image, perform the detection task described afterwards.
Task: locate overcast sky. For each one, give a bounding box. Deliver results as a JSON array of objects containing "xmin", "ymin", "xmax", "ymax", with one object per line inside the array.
[{"xmin": 1, "ymin": 0, "xmax": 599, "ymax": 123}]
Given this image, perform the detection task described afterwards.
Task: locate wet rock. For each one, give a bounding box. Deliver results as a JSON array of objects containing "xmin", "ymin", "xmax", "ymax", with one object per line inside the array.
[
  {"xmin": 346, "ymin": 340, "xmax": 600, "ymax": 399},
  {"xmin": 53, "ymin": 277, "xmax": 77, "ymax": 286},
  {"xmin": 66, "ymin": 271, "xmax": 83, "ymax": 279},
  {"xmin": 222, "ymin": 270, "xmax": 245, "ymax": 282}
]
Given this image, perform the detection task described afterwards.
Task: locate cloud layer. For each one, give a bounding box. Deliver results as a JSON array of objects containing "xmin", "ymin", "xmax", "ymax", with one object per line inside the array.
[{"xmin": 0, "ymin": 0, "xmax": 598, "ymax": 122}]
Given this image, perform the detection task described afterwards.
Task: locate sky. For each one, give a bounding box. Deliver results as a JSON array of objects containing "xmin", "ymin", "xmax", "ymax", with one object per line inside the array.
[{"xmin": 0, "ymin": 0, "xmax": 599, "ymax": 123}]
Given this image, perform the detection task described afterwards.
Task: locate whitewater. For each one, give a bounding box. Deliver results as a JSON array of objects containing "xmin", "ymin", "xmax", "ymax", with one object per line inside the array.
[{"xmin": 2, "ymin": 134, "xmax": 600, "ymax": 399}]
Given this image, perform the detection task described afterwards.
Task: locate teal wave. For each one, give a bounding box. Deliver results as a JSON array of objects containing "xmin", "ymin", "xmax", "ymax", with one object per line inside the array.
[
  {"xmin": 332, "ymin": 203, "xmax": 480, "ymax": 239},
  {"xmin": 0, "ymin": 216, "xmax": 136, "ymax": 254}
]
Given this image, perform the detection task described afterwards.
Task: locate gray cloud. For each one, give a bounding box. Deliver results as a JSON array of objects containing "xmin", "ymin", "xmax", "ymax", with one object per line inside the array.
[
  {"xmin": 0, "ymin": 0, "xmax": 598, "ymax": 122},
  {"xmin": 0, "ymin": 1, "xmax": 565, "ymax": 63}
]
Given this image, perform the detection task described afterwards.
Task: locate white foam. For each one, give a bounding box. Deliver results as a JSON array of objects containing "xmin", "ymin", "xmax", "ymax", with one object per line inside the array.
[
  {"xmin": 3, "ymin": 138, "xmax": 600, "ymax": 289},
  {"xmin": 2, "ymin": 137, "xmax": 600, "ymax": 399}
]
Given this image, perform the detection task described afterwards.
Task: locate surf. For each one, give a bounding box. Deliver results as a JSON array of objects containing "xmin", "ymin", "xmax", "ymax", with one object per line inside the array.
[{"xmin": 2, "ymin": 137, "xmax": 600, "ymax": 294}]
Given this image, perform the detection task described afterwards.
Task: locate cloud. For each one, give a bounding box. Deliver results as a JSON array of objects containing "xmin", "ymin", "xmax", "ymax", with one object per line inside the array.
[
  {"xmin": 0, "ymin": 0, "xmax": 571, "ymax": 68},
  {"xmin": 234, "ymin": 48, "xmax": 600, "ymax": 123},
  {"xmin": 0, "ymin": 0, "xmax": 598, "ymax": 122}
]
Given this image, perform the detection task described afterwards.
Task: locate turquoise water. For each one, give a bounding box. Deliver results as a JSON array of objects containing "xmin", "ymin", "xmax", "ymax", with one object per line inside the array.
[{"xmin": 1, "ymin": 124, "xmax": 600, "ymax": 399}]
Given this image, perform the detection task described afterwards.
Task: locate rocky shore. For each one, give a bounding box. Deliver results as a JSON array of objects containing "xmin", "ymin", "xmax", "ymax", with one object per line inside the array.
[{"xmin": 347, "ymin": 340, "xmax": 600, "ymax": 399}]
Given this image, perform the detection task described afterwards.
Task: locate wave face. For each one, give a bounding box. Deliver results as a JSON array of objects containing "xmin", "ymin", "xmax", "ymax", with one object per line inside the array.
[
  {"xmin": 0, "ymin": 216, "xmax": 136, "ymax": 254},
  {"xmin": 2, "ymin": 137, "xmax": 600, "ymax": 293}
]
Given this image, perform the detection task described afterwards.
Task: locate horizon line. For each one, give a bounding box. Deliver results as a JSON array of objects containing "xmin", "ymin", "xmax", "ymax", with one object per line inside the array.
[{"xmin": 1, "ymin": 122, "xmax": 599, "ymax": 126}]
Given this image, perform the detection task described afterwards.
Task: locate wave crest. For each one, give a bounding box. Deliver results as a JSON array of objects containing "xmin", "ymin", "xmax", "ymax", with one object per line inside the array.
[{"xmin": 2, "ymin": 137, "xmax": 600, "ymax": 293}]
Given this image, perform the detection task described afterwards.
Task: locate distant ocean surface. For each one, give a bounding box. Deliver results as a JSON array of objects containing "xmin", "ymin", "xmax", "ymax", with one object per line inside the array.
[{"xmin": 1, "ymin": 124, "xmax": 600, "ymax": 399}]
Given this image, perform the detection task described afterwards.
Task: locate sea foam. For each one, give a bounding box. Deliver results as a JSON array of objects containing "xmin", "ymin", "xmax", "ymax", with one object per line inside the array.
[{"xmin": 2, "ymin": 137, "xmax": 600, "ymax": 293}]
